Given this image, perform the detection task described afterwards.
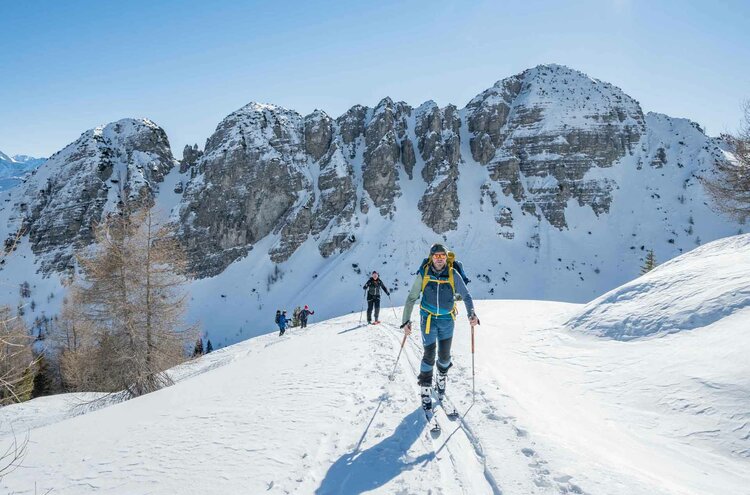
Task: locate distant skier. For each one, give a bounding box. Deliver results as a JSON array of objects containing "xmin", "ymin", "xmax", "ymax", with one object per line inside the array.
[
  {"xmin": 400, "ymin": 243, "xmax": 479, "ymax": 418},
  {"xmin": 299, "ymin": 305, "xmax": 315, "ymax": 328},
  {"xmin": 363, "ymin": 271, "xmax": 390, "ymax": 324},
  {"xmin": 277, "ymin": 310, "xmax": 289, "ymax": 336}
]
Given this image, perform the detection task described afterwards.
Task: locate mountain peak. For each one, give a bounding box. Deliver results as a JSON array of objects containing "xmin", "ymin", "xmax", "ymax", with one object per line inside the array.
[{"xmin": 237, "ymin": 101, "xmax": 291, "ymax": 115}]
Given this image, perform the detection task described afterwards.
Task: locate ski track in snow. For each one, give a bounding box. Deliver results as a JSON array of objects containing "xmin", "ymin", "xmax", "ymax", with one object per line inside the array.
[
  {"xmin": 381, "ymin": 319, "xmax": 585, "ymax": 495},
  {"xmin": 0, "ymin": 312, "xmax": 584, "ymax": 495},
  {"xmin": 2, "ymin": 297, "xmax": 748, "ymax": 494}
]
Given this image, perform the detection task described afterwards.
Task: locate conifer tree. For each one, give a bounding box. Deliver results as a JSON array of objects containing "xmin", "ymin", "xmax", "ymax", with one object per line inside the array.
[
  {"xmin": 193, "ymin": 337, "xmax": 204, "ymax": 357},
  {"xmin": 641, "ymin": 249, "xmax": 657, "ymax": 275}
]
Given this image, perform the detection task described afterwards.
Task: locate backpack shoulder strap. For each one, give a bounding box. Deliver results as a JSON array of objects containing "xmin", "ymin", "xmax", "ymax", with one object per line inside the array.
[{"xmin": 420, "ymin": 262, "xmax": 431, "ymax": 293}]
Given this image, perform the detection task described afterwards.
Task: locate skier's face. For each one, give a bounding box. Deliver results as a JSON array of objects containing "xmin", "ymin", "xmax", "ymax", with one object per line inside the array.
[
  {"xmin": 372, "ymin": 273, "xmax": 378, "ymax": 280},
  {"xmin": 432, "ymin": 253, "xmax": 447, "ymax": 270}
]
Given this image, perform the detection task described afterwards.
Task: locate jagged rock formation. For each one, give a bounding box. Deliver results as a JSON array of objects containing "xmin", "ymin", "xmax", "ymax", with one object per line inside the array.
[
  {"xmin": 415, "ymin": 101, "xmax": 462, "ymax": 233},
  {"xmin": 173, "ymin": 64, "xmax": 666, "ymax": 277},
  {"xmin": 1, "ymin": 64, "xmax": 737, "ymax": 289},
  {"xmin": 465, "ymin": 66, "xmax": 645, "ymax": 229},
  {"xmin": 179, "ymin": 144, "xmax": 203, "ymax": 174},
  {"xmin": 1, "ymin": 119, "xmax": 174, "ymax": 273}
]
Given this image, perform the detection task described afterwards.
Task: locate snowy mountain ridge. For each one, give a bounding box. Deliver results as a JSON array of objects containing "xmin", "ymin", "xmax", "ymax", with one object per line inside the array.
[
  {"xmin": 0, "ymin": 150, "xmax": 46, "ymax": 191},
  {"xmin": 0, "ymin": 64, "xmax": 744, "ymax": 347}
]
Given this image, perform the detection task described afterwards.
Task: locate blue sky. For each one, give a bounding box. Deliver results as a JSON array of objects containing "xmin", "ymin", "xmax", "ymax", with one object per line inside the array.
[{"xmin": 1, "ymin": 0, "xmax": 748, "ymax": 158}]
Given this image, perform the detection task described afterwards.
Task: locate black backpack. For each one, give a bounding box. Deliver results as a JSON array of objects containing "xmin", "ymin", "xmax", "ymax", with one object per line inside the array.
[{"xmin": 275, "ymin": 312, "xmax": 281, "ymax": 324}]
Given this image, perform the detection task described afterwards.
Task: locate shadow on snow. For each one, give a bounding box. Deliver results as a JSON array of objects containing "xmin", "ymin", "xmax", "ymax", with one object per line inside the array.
[
  {"xmin": 337, "ymin": 324, "xmax": 368, "ymax": 334},
  {"xmin": 315, "ymin": 408, "xmax": 434, "ymax": 494}
]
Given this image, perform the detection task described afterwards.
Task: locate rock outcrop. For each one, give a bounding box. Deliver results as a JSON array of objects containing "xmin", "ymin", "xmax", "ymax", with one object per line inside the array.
[
  {"xmin": 4, "ymin": 64, "xmax": 732, "ymax": 284},
  {"xmin": 9, "ymin": 118, "xmax": 174, "ymax": 273},
  {"xmin": 464, "ymin": 65, "xmax": 645, "ymax": 229}
]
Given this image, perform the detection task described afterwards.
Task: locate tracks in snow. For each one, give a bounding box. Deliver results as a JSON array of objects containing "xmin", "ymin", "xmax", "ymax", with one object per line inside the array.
[
  {"xmin": 377, "ymin": 319, "xmax": 588, "ymax": 495},
  {"xmin": 379, "ymin": 321, "xmax": 501, "ymax": 495}
]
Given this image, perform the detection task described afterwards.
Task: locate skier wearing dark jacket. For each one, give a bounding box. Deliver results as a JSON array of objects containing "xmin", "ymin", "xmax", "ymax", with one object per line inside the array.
[
  {"xmin": 401, "ymin": 243, "xmax": 479, "ymax": 415},
  {"xmin": 363, "ymin": 271, "xmax": 390, "ymax": 324},
  {"xmin": 300, "ymin": 305, "xmax": 315, "ymax": 328}
]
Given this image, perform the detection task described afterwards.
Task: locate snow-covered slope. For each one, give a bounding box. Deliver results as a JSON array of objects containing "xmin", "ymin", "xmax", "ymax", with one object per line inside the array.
[
  {"xmin": 2, "ymin": 297, "xmax": 747, "ymax": 494},
  {"xmin": 566, "ymin": 234, "xmax": 750, "ymax": 339}
]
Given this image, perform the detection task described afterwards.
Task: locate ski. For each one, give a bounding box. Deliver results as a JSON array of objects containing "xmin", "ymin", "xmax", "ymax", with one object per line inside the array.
[
  {"xmin": 425, "ymin": 409, "xmax": 441, "ymax": 435},
  {"xmin": 436, "ymin": 392, "xmax": 460, "ymax": 420},
  {"xmin": 421, "ymin": 386, "xmax": 440, "ymax": 435},
  {"xmin": 430, "ymin": 419, "xmax": 441, "ymax": 435}
]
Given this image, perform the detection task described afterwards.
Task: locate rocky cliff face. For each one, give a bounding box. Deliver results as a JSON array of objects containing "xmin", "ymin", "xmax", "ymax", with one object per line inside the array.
[
  {"xmin": 0, "ymin": 118, "xmax": 175, "ymax": 273},
  {"xmin": 173, "ymin": 64, "xmax": 664, "ymax": 277},
  {"xmin": 416, "ymin": 101, "xmax": 462, "ymax": 233},
  {"xmin": 465, "ymin": 66, "xmax": 645, "ymax": 229},
  {"xmin": 0, "ymin": 64, "xmax": 736, "ymax": 296},
  {"xmin": 0, "ymin": 64, "xmax": 742, "ymax": 346}
]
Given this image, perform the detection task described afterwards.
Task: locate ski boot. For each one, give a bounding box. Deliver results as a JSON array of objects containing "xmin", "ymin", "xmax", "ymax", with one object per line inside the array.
[
  {"xmin": 420, "ymin": 386, "xmax": 433, "ymax": 415},
  {"xmin": 436, "ymin": 370, "xmax": 447, "ymax": 400},
  {"xmin": 421, "ymin": 385, "xmax": 441, "ymax": 433}
]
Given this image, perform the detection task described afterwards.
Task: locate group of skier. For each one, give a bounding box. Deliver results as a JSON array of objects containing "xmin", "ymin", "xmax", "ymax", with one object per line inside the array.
[
  {"xmin": 271, "ymin": 242, "xmax": 478, "ymax": 423},
  {"xmin": 275, "ymin": 305, "xmax": 315, "ymax": 336},
  {"xmin": 361, "ymin": 244, "xmax": 477, "ymax": 421}
]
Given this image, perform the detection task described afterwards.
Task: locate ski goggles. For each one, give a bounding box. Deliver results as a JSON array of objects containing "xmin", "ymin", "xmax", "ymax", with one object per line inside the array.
[{"xmin": 431, "ymin": 253, "xmax": 447, "ymax": 260}]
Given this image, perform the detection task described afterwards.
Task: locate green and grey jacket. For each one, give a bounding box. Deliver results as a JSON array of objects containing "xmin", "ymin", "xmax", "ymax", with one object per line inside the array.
[{"xmin": 401, "ymin": 263, "xmax": 475, "ymax": 327}]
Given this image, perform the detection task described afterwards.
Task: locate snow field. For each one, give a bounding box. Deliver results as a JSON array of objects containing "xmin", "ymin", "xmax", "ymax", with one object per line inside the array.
[{"xmin": 3, "ymin": 296, "xmax": 746, "ymax": 494}]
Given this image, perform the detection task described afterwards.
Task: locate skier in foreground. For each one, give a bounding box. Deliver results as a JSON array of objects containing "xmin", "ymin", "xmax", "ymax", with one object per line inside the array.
[
  {"xmin": 400, "ymin": 243, "xmax": 479, "ymax": 421},
  {"xmin": 363, "ymin": 271, "xmax": 390, "ymax": 325}
]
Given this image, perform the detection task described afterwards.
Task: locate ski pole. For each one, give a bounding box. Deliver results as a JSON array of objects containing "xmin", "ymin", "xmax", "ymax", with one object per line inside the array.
[
  {"xmin": 388, "ymin": 331, "xmax": 408, "ymax": 381},
  {"xmin": 471, "ymin": 323, "xmax": 476, "ymax": 401},
  {"xmin": 359, "ymin": 288, "xmax": 366, "ymax": 325},
  {"xmin": 387, "ymin": 293, "xmax": 399, "ymax": 321}
]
